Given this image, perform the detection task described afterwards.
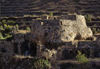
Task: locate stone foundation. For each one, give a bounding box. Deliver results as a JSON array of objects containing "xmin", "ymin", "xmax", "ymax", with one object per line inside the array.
[{"xmin": 0, "ymin": 40, "xmax": 100, "ymax": 59}]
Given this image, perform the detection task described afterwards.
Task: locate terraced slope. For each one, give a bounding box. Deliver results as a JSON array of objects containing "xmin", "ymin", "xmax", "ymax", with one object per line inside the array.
[{"xmin": 1, "ymin": 0, "xmax": 100, "ymax": 17}]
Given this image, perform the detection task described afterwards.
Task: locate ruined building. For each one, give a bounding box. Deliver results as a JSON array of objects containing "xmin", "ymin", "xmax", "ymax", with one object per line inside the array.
[
  {"xmin": 0, "ymin": 14, "xmax": 100, "ymax": 60},
  {"xmin": 30, "ymin": 14, "xmax": 97, "ymax": 59}
]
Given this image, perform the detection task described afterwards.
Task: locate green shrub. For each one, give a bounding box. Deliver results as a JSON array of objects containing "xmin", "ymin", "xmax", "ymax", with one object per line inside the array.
[
  {"xmin": 85, "ymin": 14, "xmax": 91, "ymax": 21},
  {"xmin": 92, "ymin": 28, "xmax": 97, "ymax": 34},
  {"xmin": 97, "ymin": 29, "xmax": 100, "ymax": 33},
  {"xmin": 4, "ymin": 24, "xmax": 12, "ymax": 33},
  {"xmin": 49, "ymin": 12, "xmax": 53, "ymax": 16},
  {"xmin": 0, "ymin": 32, "xmax": 3, "ymax": 39},
  {"xmin": 84, "ymin": 14, "xmax": 91, "ymax": 25},
  {"xmin": 4, "ymin": 24, "xmax": 8, "ymax": 29},
  {"xmin": 15, "ymin": 24, "xmax": 19, "ymax": 31},
  {"xmin": 26, "ymin": 27, "xmax": 31, "ymax": 31},
  {"xmin": 2, "ymin": 20, "xmax": 6, "ymax": 24},
  {"xmin": 76, "ymin": 50, "xmax": 90, "ymax": 64},
  {"xmin": 6, "ymin": 34, "xmax": 13, "ymax": 41},
  {"xmin": 7, "ymin": 20, "xmax": 15, "ymax": 25},
  {"xmin": 32, "ymin": 58, "xmax": 51, "ymax": 69},
  {"xmin": 93, "ymin": 24, "xmax": 97, "ymax": 27},
  {"xmin": 0, "ymin": 26, "xmax": 4, "ymax": 30},
  {"xmin": 8, "ymin": 25, "xmax": 13, "ymax": 30}
]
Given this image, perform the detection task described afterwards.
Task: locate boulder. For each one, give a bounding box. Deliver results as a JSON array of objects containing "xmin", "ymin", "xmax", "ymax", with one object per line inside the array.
[
  {"xmin": 30, "ymin": 15, "xmax": 93, "ymax": 43},
  {"xmin": 42, "ymin": 49, "xmax": 57, "ymax": 60}
]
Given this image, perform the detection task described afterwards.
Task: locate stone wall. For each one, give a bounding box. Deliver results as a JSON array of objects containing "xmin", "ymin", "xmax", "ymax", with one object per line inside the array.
[
  {"xmin": 0, "ymin": 41, "xmax": 14, "ymax": 53},
  {"xmin": 78, "ymin": 41, "xmax": 100, "ymax": 49},
  {"xmin": 57, "ymin": 41, "xmax": 100, "ymax": 59},
  {"xmin": 31, "ymin": 15, "xmax": 93, "ymax": 43},
  {"xmin": 13, "ymin": 33, "xmax": 25, "ymax": 43},
  {"xmin": 0, "ymin": 40, "xmax": 100, "ymax": 59},
  {"xmin": 0, "ymin": 41, "xmax": 29, "ymax": 55}
]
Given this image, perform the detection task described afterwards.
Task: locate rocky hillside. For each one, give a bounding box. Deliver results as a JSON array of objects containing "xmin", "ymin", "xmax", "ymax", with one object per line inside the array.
[{"xmin": 1, "ymin": 0, "xmax": 100, "ymax": 17}]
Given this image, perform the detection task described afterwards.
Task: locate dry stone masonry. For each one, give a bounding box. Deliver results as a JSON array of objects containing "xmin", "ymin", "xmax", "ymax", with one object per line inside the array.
[
  {"xmin": 0, "ymin": 14, "xmax": 100, "ymax": 66},
  {"xmin": 30, "ymin": 15, "xmax": 93, "ymax": 43}
]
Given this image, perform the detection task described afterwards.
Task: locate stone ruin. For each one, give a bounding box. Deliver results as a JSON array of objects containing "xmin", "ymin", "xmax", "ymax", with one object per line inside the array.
[
  {"xmin": 29, "ymin": 14, "xmax": 97, "ymax": 59},
  {"xmin": 30, "ymin": 15, "xmax": 93, "ymax": 43},
  {"xmin": 0, "ymin": 14, "xmax": 100, "ymax": 62}
]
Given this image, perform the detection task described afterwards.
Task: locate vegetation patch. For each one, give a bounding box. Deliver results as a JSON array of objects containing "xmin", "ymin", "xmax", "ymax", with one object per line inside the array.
[
  {"xmin": 31, "ymin": 58, "xmax": 51, "ymax": 69},
  {"xmin": 7, "ymin": 20, "xmax": 15, "ymax": 25},
  {"xmin": 76, "ymin": 50, "xmax": 90, "ymax": 64},
  {"xmin": 26, "ymin": 27, "xmax": 31, "ymax": 32},
  {"xmin": 84, "ymin": 14, "xmax": 91, "ymax": 26},
  {"xmin": 49, "ymin": 12, "xmax": 53, "ymax": 16}
]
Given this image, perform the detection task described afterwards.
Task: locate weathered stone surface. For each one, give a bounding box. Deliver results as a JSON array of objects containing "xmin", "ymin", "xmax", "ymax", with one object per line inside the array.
[
  {"xmin": 42, "ymin": 48, "xmax": 57, "ymax": 60},
  {"xmin": 0, "ymin": 53, "xmax": 34, "ymax": 69},
  {"xmin": 30, "ymin": 15, "xmax": 93, "ymax": 43},
  {"xmin": 0, "ymin": 41, "xmax": 14, "ymax": 53},
  {"xmin": 13, "ymin": 33, "xmax": 25, "ymax": 43}
]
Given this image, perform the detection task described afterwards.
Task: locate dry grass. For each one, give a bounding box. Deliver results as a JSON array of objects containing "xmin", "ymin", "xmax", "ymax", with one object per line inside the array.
[{"xmin": 17, "ymin": 30, "xmax": 30, "ymax": 34}]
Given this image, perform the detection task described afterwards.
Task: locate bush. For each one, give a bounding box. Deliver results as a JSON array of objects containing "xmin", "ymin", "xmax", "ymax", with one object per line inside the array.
[
  {"xmin": 93, "ymin": 24, "xmax": 97, "ymax": 27},
  {"xmin": 2, "ymin": 20, "xmax": 6, "ymax": 24},
  {"xmin": 85, "ymin": 14, "xmax": 91, "ymax": 21},
  {"xmin": 7, "ymin": 20, "xmax": 15, "ymax": 25},
  {"xmin": 6, "ymin": 34, "xmax": 13, "ymax": 41},
  {"xmin": 49, "ymin": 12, "xmax": 53, "ymax": 16},
  {"xmin": 0, "ymin": 26, "xmax": 4, "ymax": 30},
  {"xmin": 15, "ymin": 24, "xmax": 19, "ymax": 31},
  {"xmin": 0, "ymin": 32, "xmax": 3, "ymax": 39},
  {"xmin": 84, "ymin": 14, "xmax": 91, "ymax": 25},
  {"xmin": 97, "ymin": 29, "xmax": 100, "ymax": 33},
  {"xmin": 92, "ymin": 28, "xmax": 97, "ymax": 34},
  {"xmin": 76, "ymin": 50, "xmax": 90, "ymax": 64},
  {"xmin": 4, "ymin": 24, "xmax": 12, "ymax": 33},
  {"xmin": 8, "ymin": 25, "xmax": 13, "ymax": 30},
  {"xmin": 32, "ymin": 58, "xmax": 51, "ymax": 69},
  {"xmin": 4, "ymin": 24, "xmax": 8, "ymax": 29},
  {"xmin": 26, "ymin": 27, "xmax": 31, "ymax": 31}
]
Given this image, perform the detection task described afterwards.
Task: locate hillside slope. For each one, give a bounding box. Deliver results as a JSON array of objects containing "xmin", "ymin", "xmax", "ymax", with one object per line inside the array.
[{"xmin": 1, "ymin": 0, "xmax": 100, "ymax": 17}]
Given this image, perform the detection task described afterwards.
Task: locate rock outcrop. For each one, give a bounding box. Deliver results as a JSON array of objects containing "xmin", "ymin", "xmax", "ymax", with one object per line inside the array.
[{"xmin": 30, "ymin": 15, "xmax": 93, "ymax": 43}]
